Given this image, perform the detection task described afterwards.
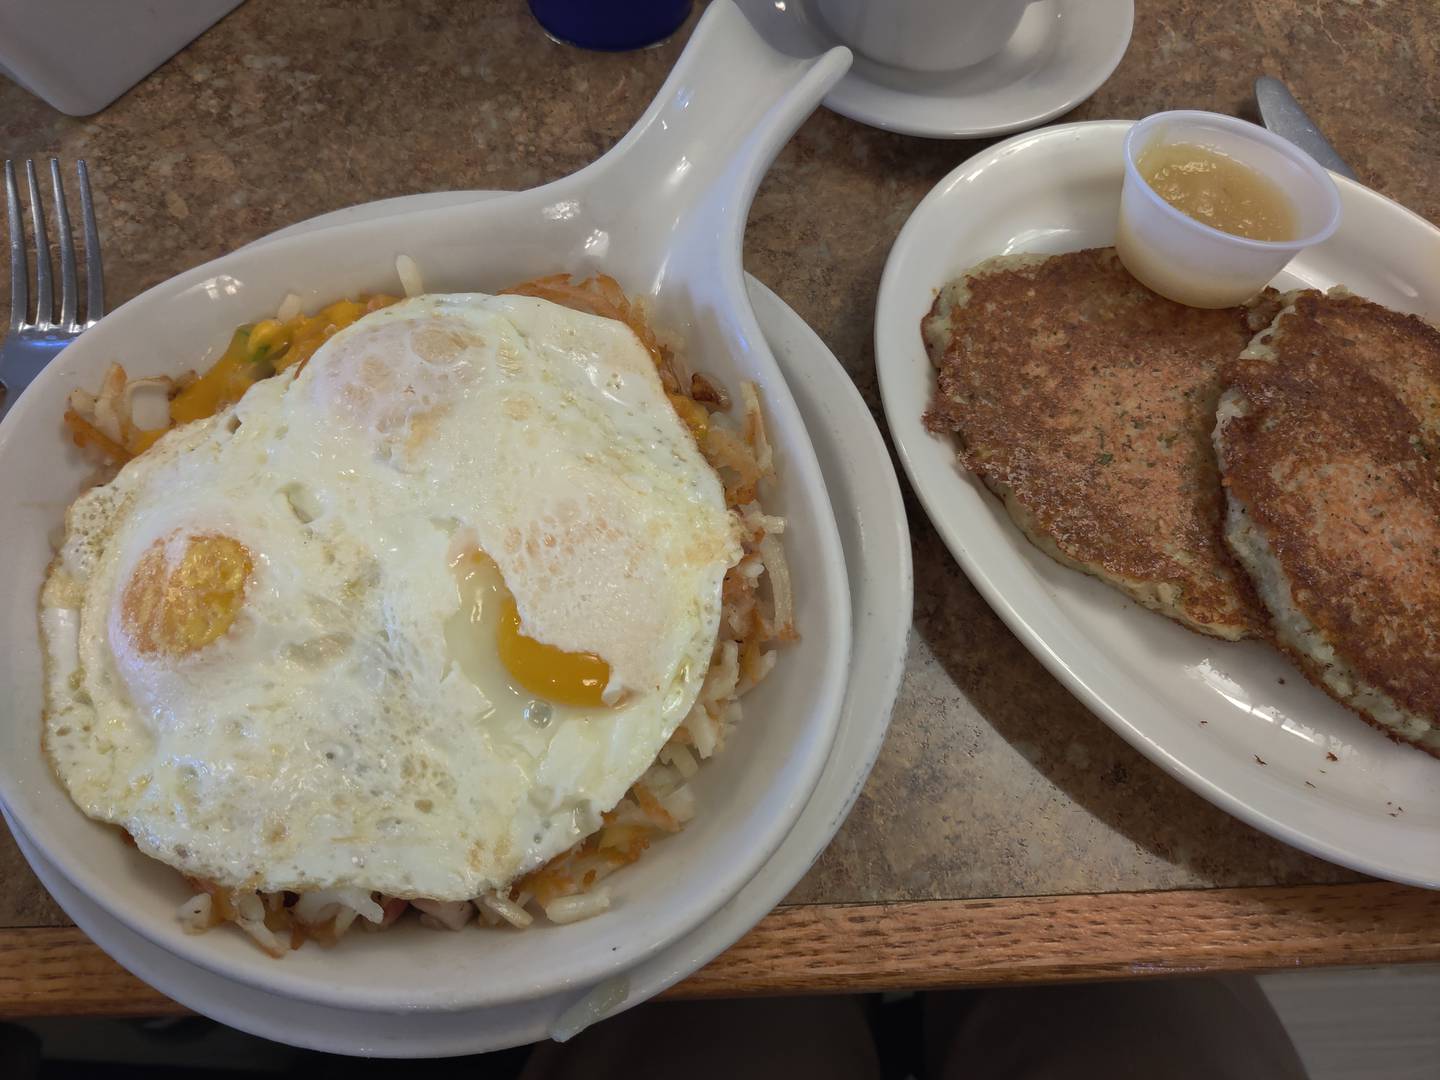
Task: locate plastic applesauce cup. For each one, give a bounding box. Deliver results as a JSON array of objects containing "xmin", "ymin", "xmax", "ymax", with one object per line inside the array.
[{"xmin": 1116, "ymin": 111, "xmax": 1342, "ymax": 308}]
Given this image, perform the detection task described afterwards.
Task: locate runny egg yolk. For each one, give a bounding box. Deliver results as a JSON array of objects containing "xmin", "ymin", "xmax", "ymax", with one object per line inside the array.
[
  {"xmin": 496, "ymin": 594, "xmax": 611, "ymax": 708},
  {"xmin": 121, "ymin": 534, "xmax": 252, "ymax": 656},
  {"xmin": 452, "ymin": 551, "xmax": 613, "ymax": 709}
]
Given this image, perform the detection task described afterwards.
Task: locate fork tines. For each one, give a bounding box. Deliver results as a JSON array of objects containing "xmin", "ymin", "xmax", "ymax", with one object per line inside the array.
[{"xmin": 6, "ymin": 158, "xmax": 105, "ymax": 334}]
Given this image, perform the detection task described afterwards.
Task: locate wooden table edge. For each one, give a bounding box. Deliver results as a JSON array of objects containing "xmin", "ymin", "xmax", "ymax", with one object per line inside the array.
[{"xmin": 2, "ymin": 880, "xmax": 1436, "ymax": 1018}]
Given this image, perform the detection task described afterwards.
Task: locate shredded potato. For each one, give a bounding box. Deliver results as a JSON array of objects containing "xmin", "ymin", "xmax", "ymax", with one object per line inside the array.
[
  {"xmin": 63, "ymin": 406, "xmax": 132, "ymax": 465},
  {"xmin": 70, "ymin": 271, "xmax": 792, "ymax": 947},
  {"xmin": 739, "ymin": 381, "xmax": 774, "ymax": 478},
  {"xmin": 479, "ymin": 890, "xmax": 534, "ymax": 929},
  {"xmin": 62, "ymin": 364, "xmax": 178, "ymax": 466},
  {"xmin": 544, "ymin": 888, "xmax": 612, "ymax": 925},
  {"xmin": 632, "ymin": 783, "xmax": 680, "ymax": 833},
  {"xmin": 66, "ymin": 298, "xmax": 400, "ymax": 452},
  {"xmin": 703, "ymin": 426, "xmax": 765, "ymax": 504}
]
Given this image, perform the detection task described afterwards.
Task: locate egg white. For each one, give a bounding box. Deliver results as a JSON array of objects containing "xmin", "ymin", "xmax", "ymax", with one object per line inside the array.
[{"xmin": 40, "ymin": 294, "xmax": 740, "ymax": 899}]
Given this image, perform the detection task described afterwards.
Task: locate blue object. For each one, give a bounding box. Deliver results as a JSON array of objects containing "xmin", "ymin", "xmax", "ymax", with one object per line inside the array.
[{"xmin": 530, "ymin": 0, "xmax": 692, "ymax": 51}]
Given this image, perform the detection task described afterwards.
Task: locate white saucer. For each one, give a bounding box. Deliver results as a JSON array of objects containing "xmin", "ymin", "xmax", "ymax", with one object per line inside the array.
[
  {"xmin": 877, "ymin": 121, "xmax": 1440, "ymax": 888},
  {"xmin": 15, "ymin": 197, "xmax": 912, "ymax": 1055},
  {"xmin": 734, "ymin": 0, "xmax": 1133, "ymax": 139}
]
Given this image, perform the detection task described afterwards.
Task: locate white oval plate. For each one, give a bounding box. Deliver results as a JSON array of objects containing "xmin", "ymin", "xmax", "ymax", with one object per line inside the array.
[
  {"xmin": 877, "ymin": 120, "xmax": 1440, "ymax": 888},
  {"xmin": 8, "ymin": 253, "xmax": 911, "ymax": 1055},
  {"xmin": 735, "ymin": 0, "xmax": 1132, "ymax": 139}
]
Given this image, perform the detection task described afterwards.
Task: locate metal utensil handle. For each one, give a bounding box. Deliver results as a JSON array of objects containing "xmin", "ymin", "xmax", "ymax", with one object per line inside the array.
[{"xmin": 1255, "ymin": 76, "xmax": 1358, "ymax": 181}]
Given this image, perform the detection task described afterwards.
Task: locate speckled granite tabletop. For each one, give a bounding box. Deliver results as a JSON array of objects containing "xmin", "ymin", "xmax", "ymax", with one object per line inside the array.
[{"xmin": 3, "ymin": 0, "xmax": 1435, "ymax": 931}]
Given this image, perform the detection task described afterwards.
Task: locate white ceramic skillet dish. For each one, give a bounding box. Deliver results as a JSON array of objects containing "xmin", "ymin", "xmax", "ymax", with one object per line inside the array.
[
  {"xmin": 878, "ymin": 120, "xmax": 1440, "ymax": 889},
  {"xmin": 0, "ymin": 1, "xmax": 855, "ymax": 1011},
  {"xmin": 4, "ymin": 270, "xmax": 913, "ymax": 1056}
]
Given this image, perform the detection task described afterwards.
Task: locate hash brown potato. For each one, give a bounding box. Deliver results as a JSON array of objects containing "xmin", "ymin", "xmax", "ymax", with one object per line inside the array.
[
  {"xmin": 1216, "ymin": 289, "xmax": 1440, "ymax": 757},
  {"xmin": 923, "ymin": 248, "xmax": 1274, "ymax": 640}
]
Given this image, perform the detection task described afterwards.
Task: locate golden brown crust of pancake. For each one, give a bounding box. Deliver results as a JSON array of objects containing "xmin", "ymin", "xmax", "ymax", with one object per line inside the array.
[
  {"xmin": 922, "ymin": 247, "xmax": 1272, "ymax": 640},
  {"xmin": 1218, "ymin": 290, "xmax": 1440, "ymax": 752}
]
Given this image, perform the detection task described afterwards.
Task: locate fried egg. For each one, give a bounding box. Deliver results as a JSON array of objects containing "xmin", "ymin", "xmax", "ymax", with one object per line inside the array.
[{"xmin": 40, "ymin": 294, "xmax": 741, "ymax": 899}]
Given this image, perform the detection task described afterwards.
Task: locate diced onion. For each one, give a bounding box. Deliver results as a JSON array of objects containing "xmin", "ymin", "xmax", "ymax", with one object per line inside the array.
[
  {"xmin": 177, "ymin": 893, "xmax": 214, "ymax": 933},
  {"xmin": 396, "ymin": 254, "xmax": 424, "ymax": 298}
]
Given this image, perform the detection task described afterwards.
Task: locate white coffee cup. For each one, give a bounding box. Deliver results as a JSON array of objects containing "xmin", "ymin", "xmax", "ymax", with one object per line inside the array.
[{"xmin": 815, "ymin": 0, "xmax": 1038, "ymax": 72}]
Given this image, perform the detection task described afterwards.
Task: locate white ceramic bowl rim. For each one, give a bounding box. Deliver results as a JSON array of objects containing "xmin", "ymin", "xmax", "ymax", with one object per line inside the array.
[{"xmin": 1124, "ymin": 109, "xmax": 1343, "ymax": 251}]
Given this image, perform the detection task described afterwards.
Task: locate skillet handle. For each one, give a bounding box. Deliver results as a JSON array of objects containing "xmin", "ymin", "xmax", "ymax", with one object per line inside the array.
[{"xmin": 561, "ymin": 0, "xmax": 851, "ymax": 287}]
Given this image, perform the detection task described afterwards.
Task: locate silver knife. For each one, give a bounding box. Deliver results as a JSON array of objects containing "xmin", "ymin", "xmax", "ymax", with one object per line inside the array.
[{"xmin": 1255, "ymin": 76, "xmax": 1358, "ymax": 180}]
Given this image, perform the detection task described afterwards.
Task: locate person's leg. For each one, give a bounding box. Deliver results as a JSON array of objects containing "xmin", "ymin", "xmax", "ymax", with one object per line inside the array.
[
  {"xmin": 522, "ymin": 995, "xmax": 881, "ymax": 1080},
  {"xmin": 926, "ymin": 977, "xmax": 1307, "ymax": 1080}
]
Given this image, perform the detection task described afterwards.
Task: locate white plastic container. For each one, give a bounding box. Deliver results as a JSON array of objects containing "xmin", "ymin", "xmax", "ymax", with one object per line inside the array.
[{"xmin": 1117, "ymin": 110, "xmax": 1341, "ymax": 308}]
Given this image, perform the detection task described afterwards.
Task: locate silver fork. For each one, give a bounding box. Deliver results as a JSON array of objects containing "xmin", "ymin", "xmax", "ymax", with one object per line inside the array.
[{"xmin": 2, "ymin": 158, "xmax": 105, "ymax": 421}]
